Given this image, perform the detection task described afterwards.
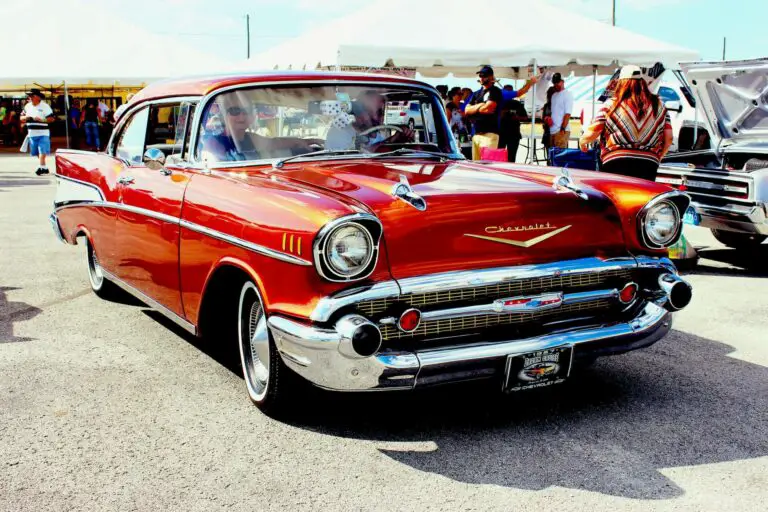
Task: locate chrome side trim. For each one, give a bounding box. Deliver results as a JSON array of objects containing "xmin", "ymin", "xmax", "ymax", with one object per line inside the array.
[
  {"xmin": 178, "ymin": 219, "xmax": 312, "ymax": 266},
  {"xmin": 417, "ymin": 289, "xmax": 618, "ymax": 322},
  {"xmin": 310, "ymin": 256, "xmax": 675, "ymax": 323},
  {"xmin": 100, "ymin": 268, "xmax": 196, "ymax": 335},
  {"xmin": 53, "ymin": 200, "xmax": 312, "ymax": 266}
]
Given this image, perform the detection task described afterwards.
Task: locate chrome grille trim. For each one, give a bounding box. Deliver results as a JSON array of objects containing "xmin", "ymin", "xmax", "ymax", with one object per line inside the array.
[
  {"xmin": 310, "ymin": 256, "xmax": 675, "ymax": 323},
  {"xmin": 357, "ymin": 269, "xmax": 631, "ymax": 316},
  {"xmin": 379, "ymin": 298, "xmax": 611, "ymax": 341}
]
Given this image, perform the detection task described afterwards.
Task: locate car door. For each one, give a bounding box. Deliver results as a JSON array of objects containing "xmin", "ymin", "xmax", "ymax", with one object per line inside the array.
[{"xmin": 113, "ymin": 100, "xmax": 197, "ymax": 318}]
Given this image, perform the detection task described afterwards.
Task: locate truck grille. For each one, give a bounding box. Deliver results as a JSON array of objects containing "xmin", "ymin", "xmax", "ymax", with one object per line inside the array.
[{"xmin": 356, "ymin": 268, "xmax": 632, "ymax": 317}]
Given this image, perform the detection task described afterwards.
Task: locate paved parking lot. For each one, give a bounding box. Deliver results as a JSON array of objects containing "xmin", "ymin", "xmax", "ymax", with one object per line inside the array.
[{"xmin": 1, "ymin": 154, "xmax": 766, "ymax": 511}]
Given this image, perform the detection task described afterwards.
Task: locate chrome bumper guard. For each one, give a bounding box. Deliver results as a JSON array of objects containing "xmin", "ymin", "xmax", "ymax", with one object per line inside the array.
[
  {"xmin": 269, "ymin": 299, "xmax": 674, "ymax": 392},
  {"xmin": 49, "ymin": 212, "xmax": 67, "ymax": 244}
]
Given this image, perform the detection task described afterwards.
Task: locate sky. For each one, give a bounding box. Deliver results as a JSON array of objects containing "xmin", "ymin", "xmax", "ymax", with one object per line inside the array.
[{"xmin": 34, "ymin": 0, "xmax": 768, "ymax": 64}]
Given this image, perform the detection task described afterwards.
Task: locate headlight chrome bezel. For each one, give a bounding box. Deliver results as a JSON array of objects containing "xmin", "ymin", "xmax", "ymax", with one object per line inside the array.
[
  {"xmin": 638, "ymin": 191, "xmax": 690, "ymax": 250},
  {"xmin": 314, "ymin": 214, "xmax": 382, "ymax": 282}
]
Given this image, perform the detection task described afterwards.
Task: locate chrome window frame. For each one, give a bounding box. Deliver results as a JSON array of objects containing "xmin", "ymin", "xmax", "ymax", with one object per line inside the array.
[
  {"xmin": 187, "ymin": 79, "xmax": 462, "ymax": 169},
  {"xmin": 108, "ymin": 95, "xmax": 202, "ymax": 163}
]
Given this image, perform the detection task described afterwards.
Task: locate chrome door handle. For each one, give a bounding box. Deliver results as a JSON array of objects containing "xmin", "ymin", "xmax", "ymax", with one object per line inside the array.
[{"xmin": 117, "ymin": 176, "xmax": 135, "ymax": 185}]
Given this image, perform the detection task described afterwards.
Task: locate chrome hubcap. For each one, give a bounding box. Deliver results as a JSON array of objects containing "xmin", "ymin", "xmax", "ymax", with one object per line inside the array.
[
  {"xmin": 239, "ymin": 283, "xmax": 270, "ymax": 401},
  {"xmin": 88, "ymin": 244, "xmax": 104, "ymax": 289}
]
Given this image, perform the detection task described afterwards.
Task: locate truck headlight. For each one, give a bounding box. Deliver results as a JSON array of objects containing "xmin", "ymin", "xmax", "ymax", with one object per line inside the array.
[{"xmin": 314, "ymin": 215, "xmax": 382, "ymax": 282}]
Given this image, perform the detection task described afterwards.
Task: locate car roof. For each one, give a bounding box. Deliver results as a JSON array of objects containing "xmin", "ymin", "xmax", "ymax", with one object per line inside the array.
[{"xmin": 129, "ymin": 71, "xmax": 434, "ymax": 105}]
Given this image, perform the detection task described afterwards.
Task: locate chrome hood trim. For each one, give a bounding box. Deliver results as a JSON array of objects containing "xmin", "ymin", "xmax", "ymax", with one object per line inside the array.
[{"xmin": 680, "ymin": 58, "xmax": 768, "ymax": 146}]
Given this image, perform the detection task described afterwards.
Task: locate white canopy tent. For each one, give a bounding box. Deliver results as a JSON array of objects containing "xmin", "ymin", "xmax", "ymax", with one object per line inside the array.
[
  {"xmin": 0, "ymin": 0, "xmax": 226, "ymax": 86},
  {"xmin": 244, "ymin": 0, "xmax": 699, "ymax": 78},
  {"xmin": 241, "ymin": 0, "xmax": 699, "ymax": 162}
]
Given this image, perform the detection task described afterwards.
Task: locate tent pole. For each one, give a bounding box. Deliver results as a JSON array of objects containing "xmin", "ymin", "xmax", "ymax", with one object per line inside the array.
[
  {"xmin": 64, "ymin": 81, "xmax": 70, "ymax": 149},
  {"xmin": 591, "ymin": 66, "xmax": 597, "ymax": 120},
  {"xmin": 528, "ymin": 59, "xmax": 537, "ymax": 164}
]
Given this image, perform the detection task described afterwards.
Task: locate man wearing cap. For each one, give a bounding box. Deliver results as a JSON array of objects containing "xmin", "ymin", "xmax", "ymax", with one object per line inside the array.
[
  {"xmin": 21, "ymin": 89, "xmax": 55, "ymax": 175},
  {"xmin": 548, "ymin": 73, "xmax": 574, "ymax": 149},
  {"xmin": 465, "ymin": 66, "xmax": 537, "ymax": 160}
]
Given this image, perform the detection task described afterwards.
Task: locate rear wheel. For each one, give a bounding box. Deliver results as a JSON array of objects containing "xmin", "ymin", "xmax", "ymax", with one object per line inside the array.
[
  {"xmin": 710, "ymin": 229, "xmax": 767, "ymax": 249},
  {"xmin": 86, "ymin": 239, "xmax": 123, "ymax": 300},
  {"xmin": 237, "ymin": 281, "xmax": 297, "ymax": 415}
]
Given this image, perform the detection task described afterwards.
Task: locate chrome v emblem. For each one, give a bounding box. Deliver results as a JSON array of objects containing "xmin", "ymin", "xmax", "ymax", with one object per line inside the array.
[{"xmin": 464, "ymin": 225, "xmax": 572, "ymax": 248}]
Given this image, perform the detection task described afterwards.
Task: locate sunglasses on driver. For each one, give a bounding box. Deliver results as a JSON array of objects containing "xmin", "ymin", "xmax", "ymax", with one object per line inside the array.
[{"xmin": 226, "ymin": 106, "xmax": 250, "ymax": 116}]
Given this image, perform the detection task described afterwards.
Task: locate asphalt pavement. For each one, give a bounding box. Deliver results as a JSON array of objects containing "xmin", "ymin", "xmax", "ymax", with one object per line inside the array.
[{"xmin": 1, "ymin": 154, "xmax": 766, "ymax": 511}]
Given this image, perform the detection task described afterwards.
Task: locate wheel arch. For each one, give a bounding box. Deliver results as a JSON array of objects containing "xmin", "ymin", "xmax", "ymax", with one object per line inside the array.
[{"xmin": 195, "ymin": 257, "xmax": 269, "ymax": 340}]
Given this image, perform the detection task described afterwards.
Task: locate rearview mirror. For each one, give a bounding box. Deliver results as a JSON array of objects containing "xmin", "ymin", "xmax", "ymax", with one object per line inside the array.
[{"xmin": 664, "ymin": 100, "xmax": 683, "ymax": 113}]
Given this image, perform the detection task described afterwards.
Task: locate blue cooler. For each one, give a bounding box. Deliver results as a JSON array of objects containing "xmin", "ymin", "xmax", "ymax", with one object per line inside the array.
[{"xmin": 549, "ymin": 147, "xmax": 599, "ymax": 170}]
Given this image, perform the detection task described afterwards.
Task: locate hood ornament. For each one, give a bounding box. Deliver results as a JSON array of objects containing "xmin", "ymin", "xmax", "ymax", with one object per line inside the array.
[
  {"xmin": 392, "ymin": 174, "xmax": 427, "ymax": 211},
  {"xmin": 553, "ymin": 168, "xmax": 588, "ymax": 201}
]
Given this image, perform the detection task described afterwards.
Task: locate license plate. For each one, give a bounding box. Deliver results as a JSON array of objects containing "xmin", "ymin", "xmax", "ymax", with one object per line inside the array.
[
  {"xmin": 504, "ymin": 346, "xmax": 573, "ymax": 392},
  {"xmin": 683, "ymin": 206, "xmax": 701, "ymax": 226}
]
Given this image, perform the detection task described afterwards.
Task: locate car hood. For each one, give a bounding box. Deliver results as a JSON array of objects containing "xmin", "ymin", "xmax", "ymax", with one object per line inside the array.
[
  {"xmin": 272, "ymin": 160, "xmax": 629, "ymax": 279},
  {"xmin": 681, "ymin": 58, "xmax": 768, "ymax": 145}
]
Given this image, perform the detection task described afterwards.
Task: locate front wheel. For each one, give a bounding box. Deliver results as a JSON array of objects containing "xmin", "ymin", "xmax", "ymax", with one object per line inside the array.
[
  {"xmin": 710, "ymin": 229, "xmax": 767, "ymax": 249},
  {"xmin": 237, "ymin": 281, "xmax": 297, "ymax": 414}
]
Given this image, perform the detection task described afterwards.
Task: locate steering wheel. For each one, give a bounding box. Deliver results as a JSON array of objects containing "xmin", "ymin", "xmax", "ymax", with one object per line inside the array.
[{"xmin": 358, "ymin": 124, "xmax": 404, "ymax": 137}]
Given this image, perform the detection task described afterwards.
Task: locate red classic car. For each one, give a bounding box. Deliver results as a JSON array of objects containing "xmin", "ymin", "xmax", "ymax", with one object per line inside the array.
[{"xmin": 50, "ymin": 71, "xmax": 692, "ymax": 414}]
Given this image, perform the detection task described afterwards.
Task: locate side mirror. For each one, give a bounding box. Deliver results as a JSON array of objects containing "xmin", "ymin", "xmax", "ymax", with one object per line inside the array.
[
  {"xmin": 665, "ymin": 100, "xmax": 683, "ymax": 114},
  {"xmin": 143, "ymin": 147, "xmax": 166, "ymax": 171}
]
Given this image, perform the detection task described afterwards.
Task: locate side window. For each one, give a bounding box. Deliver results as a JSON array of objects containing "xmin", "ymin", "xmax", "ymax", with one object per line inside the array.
[
  {"xmin": 658, "ymin": 87, "xmax": 681, "ymax": 103},
  {"xmin": 115, "ymin": 108, "xmax": 149, "ymax": 164},
  {"xmin": 146, "ymin": 103, "xmax": 183, "ymax": 158}
]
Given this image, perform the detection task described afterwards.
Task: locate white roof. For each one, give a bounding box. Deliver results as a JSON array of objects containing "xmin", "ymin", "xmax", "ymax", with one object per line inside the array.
[
  {"xmin": 0, "ymin": 0, "xmax": 227, "ymax": 86},
  {"xmin": 244, "ymin": 0, "xmax": 699, "ymax": 78}
]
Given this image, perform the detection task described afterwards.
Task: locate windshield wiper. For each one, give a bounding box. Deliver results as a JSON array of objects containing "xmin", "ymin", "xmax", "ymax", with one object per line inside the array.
[
  {"xmin": 273, "ymin": 149, "xmax": 363, "ymax": 169},
  {"xmin": 365, "ymin": 148, "xmax": 460, "ymax": 162}
]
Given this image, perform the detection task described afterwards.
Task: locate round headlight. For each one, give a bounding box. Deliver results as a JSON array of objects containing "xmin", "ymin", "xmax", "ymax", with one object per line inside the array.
[
  {"xmin": 644, "ymin": 201, "xmax": 680, "ymax": 247},
  {"xmin": 324, "ymin": 223, "xmax": 374, "ymax": 278}
]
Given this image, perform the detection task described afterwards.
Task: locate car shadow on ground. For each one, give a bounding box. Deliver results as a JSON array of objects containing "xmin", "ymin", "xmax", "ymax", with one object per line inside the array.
[
  {"xmin": 0, "ymin": 286, "xmax": 42, "ymax": 342},
  {"xmin": 0, "ymin": 173, "xmax": 52, "ymax": 192},
  {"xmin": 137, "ymin": 303, "xmax": 768, "ymax": 500},
  {"xmin": 274, "ymin": 330, "xmax": 767, "ymax": 500},
  {"xmin": 686, "ymin": 244, "xmax": 768, "ymax": 278}
]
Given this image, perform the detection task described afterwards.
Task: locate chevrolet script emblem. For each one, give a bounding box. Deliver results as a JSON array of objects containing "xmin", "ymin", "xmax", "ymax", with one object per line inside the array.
[{"xmin": 464, "ymin": 223, "xmax": 572, "ymax": 248}]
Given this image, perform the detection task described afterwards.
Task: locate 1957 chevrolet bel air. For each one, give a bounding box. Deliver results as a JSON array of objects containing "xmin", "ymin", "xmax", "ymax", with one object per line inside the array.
[{"xmin": 51, "ymin": 72, "xmax": 692, "ymax": 414}]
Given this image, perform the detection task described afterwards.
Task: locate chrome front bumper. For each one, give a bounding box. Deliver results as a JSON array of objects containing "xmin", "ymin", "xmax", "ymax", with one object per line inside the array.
[
  {"xmin": 692, "ymin": 202, "xmax": 768, "ymax": 235},
  {"xmin": 268, "ymin": 301, "xmax": 672, "ymax": 392}
]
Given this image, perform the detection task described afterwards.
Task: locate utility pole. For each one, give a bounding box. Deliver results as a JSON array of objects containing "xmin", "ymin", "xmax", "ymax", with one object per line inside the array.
[
  {"xmin": 612, "ymin": 0, "xmax": 616, "ymax": 26},
  {"xmin": 722, "ymin": 36, "xmax": 726, "ymax": 60},
  {"xmin": 246, "ymin": 14, "xmax": 251, "ymax": 59}
]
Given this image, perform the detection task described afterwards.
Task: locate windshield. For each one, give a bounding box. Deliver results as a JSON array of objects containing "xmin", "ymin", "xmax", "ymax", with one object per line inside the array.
[{"xmin": 195, "ymin": 83, "xmax": 455, "ymax": 163}]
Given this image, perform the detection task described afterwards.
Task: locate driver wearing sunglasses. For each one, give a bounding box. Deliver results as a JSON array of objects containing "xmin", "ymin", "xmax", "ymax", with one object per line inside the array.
[{"xmin": 200, "ymin": 97, "xmax": 322, "ymax": 163}]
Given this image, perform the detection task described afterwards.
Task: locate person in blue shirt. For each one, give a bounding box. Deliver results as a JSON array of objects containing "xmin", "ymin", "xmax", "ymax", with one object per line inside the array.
[{"xmin": 68, "ymin": 100, "xmax": 81, "ymax": 149}]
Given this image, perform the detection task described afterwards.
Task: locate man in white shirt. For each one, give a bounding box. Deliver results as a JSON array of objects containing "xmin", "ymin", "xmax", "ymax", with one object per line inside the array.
[
  {"xmin": 21, "ymin": 89, "xmax": 55, "ymax": 175},
  {"xmin": 549, "ymin": 73, "xmax": 574, "ymax": 149}
]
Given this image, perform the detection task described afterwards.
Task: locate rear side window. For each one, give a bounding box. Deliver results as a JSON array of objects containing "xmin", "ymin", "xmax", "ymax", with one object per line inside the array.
[{"xmin": 115, "ymin": 108, "xmax": 149, "ymax": 164}]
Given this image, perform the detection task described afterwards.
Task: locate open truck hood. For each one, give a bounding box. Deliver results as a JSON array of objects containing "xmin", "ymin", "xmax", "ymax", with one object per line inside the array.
[{"xmin": 681, "ymin": 58, "xmax": 768, "ymax": 147}]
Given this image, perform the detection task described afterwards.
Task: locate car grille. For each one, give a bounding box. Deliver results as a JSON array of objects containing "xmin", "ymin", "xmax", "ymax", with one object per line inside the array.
[
  {"xmin": 356, "ymin": 268, "xmax": 633, "ymax": 317},
  {"xmin": 379, "ymin": 297, "xmax": 611, "ymax": 341}
]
